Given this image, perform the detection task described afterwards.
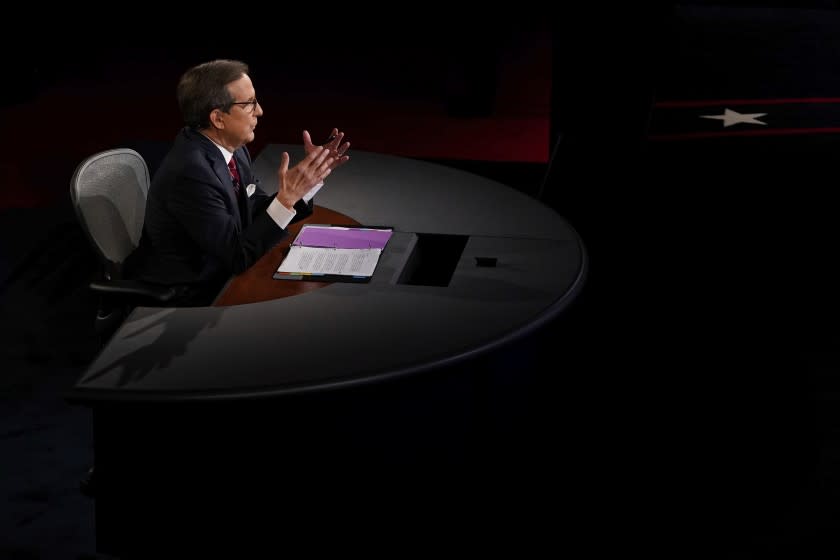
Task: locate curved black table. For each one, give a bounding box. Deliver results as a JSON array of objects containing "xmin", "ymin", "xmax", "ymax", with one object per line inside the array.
[
  {"xmin": 69, "ymin": 146, "xmax": 587, "ymax": 555},
  {"xmin": 70, "ymin": 146, "xmax": 586, "ymax": 400}
]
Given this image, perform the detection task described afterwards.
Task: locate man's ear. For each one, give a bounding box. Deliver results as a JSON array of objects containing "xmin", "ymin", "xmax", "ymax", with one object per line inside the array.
[{"xmin": 209, "ymin": 108, "xmax": 225, "ymax": 129}]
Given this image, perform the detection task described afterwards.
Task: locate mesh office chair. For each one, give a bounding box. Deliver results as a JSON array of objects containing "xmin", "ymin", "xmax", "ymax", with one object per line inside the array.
[{"xmin": 70, "ymin": 148, "xmax": 180, "ymax": 344}]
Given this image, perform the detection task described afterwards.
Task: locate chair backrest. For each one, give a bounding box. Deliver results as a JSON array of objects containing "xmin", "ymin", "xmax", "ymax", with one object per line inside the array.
[{"xmin": 70, "ymin": 148, "xmax": 149, "ymax": 278}]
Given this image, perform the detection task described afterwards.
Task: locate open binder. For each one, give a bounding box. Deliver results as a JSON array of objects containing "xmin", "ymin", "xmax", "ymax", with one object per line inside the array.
[{"xmin": 274, "ymin": 224, "xmax": 393, "ymax": 282}]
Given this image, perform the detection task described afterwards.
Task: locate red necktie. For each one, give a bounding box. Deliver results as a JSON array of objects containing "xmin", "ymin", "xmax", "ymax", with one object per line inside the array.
[{"xmin": 228, "ymin": 157, "xmax": 241, "ymax": 196}]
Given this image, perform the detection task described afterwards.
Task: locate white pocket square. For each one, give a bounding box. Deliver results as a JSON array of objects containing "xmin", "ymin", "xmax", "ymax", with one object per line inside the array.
[{"xmin": 246, "ymin": 183, "xmax": 256, "ymax": 198}]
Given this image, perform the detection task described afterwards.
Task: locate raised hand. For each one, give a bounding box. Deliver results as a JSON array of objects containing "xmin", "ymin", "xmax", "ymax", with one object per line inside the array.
[
  {"xmin": 275, "ymin": 147, "xmax": 335, "ymax": 209},
  {"xmin": 303, "ymin": 128, "xmax": 350, "ymax": 171}
]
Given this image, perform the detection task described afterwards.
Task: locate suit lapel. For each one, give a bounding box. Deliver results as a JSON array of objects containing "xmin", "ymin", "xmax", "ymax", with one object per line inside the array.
[
  {"xmin": 210, "ymin": 157, "xmax": 244, "ymax": 229},
  {"xmin": 189, "ymin": 128, "xmax": 248, "ymax": 229},
  {"xmin": 232, "ymin": 151, "xmax": 252, "ymax": 227}
]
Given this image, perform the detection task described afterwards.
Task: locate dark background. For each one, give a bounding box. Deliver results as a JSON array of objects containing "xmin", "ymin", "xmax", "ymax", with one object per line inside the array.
[{"xmin": 3, "ymin": 4, "xmax": 840, "ymax": 558}]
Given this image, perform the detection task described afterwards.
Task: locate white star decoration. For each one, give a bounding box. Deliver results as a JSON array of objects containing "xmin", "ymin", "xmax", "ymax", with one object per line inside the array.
[{"xmin": 700, "ymin": 108, "xmax": 768, "ymax": 127}]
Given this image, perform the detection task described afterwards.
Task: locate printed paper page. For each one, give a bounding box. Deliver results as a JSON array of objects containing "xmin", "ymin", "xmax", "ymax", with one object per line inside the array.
[{"xmin": 277, "ymin": 246, "xmax": 382, "ymax": 277}]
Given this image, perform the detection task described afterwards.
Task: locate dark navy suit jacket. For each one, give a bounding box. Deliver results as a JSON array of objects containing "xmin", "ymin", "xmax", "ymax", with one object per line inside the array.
[{"xmin": 129, "ymin": 127, "xmax": 313, "ymax": 305}]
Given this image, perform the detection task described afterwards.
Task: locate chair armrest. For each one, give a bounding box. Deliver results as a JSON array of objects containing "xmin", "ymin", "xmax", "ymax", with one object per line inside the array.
[{"xmin": 89, "ymin": 280, "xmax": 181, "ymax": 304}]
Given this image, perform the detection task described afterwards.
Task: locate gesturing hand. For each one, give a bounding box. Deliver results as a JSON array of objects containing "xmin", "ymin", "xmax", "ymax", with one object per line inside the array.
[
  {"xmin": 303, "ymin": 128, "xmax": 350, "ymax": 171},
  {"xmin": 275, "ymin": 147, "xmax": 335, "ymax": 210}
]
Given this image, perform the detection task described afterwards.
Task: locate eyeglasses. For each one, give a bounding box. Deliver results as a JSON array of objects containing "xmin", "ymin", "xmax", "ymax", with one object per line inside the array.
[{"xmin": 228, "ymin": 99, "xmax": 259, "ymax": 114}]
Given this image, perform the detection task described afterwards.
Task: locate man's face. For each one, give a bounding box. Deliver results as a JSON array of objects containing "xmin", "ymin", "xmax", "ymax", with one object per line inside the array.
[{"xmin": 218, "ymin": 74, "xmax": 263, "ymax": 150}]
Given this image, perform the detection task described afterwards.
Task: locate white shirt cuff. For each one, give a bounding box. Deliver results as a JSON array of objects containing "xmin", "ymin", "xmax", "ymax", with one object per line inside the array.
[
  {"xmin": 266, "ymin": 198, "xmax": 296, "ymax": 229},
  {"xmin": 303, "ymin": 181, "xmax": 324, "ymax": 203}
]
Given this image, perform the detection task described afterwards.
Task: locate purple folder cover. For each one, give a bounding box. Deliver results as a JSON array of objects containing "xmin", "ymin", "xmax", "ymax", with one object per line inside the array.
[{"xmin": 294, "ymin": 225, "xmax": 392, "ymax": 250}]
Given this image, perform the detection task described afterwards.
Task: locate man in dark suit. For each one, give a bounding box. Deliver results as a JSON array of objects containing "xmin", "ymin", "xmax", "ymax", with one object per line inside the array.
[{"xmin": 129, "ymin": 59, "xmax": 350, "ymax": 306}]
